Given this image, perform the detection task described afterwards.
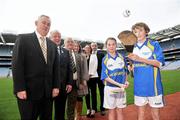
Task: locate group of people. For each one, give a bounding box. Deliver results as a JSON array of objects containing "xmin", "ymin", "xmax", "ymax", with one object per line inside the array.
[
  {"xmin": 12, "ymin": 15, "xmax": 105, "ymax": 120},
  {"xmin": 12, "ymin": 14, "xmax": 165, "ymax": 120}
]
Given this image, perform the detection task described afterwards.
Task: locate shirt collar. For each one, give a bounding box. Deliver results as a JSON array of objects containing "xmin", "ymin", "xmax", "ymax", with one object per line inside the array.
[
  {"xmin": 135, "ymin": 38, "xmax": 148, "ymax": 49},
  {"xmin": 35, "ymin": 30, "xmax": 46, "ymax": 40},
  {"xmin": 107, "ymin": 52, "xmax": 118, "ymax": 59},
  {"xmin": 92, "ymin": 50, "xmax": 97, "ymax": 54}
]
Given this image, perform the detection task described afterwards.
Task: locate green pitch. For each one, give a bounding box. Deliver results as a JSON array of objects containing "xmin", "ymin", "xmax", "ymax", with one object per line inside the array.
[{"xmin": 0, "ymin": 70, "xmax": 180, "ymax": 120}]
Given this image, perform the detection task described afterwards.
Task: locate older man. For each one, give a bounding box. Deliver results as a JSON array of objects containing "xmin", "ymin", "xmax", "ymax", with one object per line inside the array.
[
  {"xmin": 49, "ymin": 30, "xmax": 73, "ymax": 120},
  {"xmin": 12, "ymin": 15, "xmax": 60, "ymax": 120},
  {"xmin": 64, "ymin": 38, "xmax": 84, "ymax": 120}
]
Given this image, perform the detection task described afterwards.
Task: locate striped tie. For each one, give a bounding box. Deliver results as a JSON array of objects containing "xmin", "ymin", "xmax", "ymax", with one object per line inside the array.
[
  {"xmin": 40, "ymin": 37, "xmax": 47, "ymax": 63},
  {"xmin": 70, "ymin": 52, "xmax": 76, "ymax": 73}
]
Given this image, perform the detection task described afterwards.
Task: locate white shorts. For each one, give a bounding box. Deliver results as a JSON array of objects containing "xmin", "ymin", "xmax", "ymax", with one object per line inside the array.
[
  {"xmin": 103, "ymin": 86, "xmax": 126, "ymax": 109},
  {"xmin": 134, "ymin": 94, "xmax": 165, "ymax": 108}
]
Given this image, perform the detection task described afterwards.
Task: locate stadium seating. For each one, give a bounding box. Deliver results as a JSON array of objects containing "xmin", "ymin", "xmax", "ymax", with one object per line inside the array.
[
  {"xmin": 161, "ymin": 61, "xmax": 180, "ymax": 70},
  {"xmin": 0, "ymin": 25, "xmax": 180, "ymax": 77}
]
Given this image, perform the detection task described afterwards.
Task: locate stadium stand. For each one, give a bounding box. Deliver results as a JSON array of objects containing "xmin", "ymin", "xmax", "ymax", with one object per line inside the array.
[
  {"xmin": 0, "ymin": 33, "xmax": 15, "ymax": 77},
  {"xmin": 161, "ymin": 61, "xmax": 180, "ymax": 70},
  {"xmin": 148, "ymin": 25, "xmax": 180, "ymax": 70},
  {"xmin": 0, "ymin": 25, "xmax": 180, "ymax": 76}
]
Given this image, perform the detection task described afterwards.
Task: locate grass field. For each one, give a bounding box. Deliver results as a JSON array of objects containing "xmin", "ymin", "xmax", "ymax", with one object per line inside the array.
[{"xmin": 0, "ymin": 70, "xmax": 180, "ymax": 120}]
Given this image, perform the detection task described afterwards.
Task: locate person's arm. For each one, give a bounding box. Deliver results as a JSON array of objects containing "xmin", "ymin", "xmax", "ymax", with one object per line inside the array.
[
  {"xmin": 52, "ymin": 43, "xmax": 60, "ymax": 97},
  {"xmin": 124, "ymin": 73, "xmax": 129, "ymax": 88},
  {"xmin": 128, "ymin": 53, "xmax": 160, "ymax": 67},
  {"xmin": 101, "ymin": 56, "xmax": 125, "ymax": 88},
  {"xmin": 81, "ymin": 55, "xmax": 89, "ymax": 82},
  {"xmin": 66, "ymin": 51, "xmax": 73, "ymax": 93},
  {"xmin": 128, "ymin": 41, "xmax": 165, "ymax": 68},
  {"xmin": 12, "ymin": 35, "xmax": 27, "ymax": 99},
  {"xmin": 105, "ymin": 77, "xmax": 125, "ymax": 88}
]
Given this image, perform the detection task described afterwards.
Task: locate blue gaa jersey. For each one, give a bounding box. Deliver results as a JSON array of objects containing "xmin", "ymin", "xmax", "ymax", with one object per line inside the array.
[
  {"xmin": 101, "ymin": 52, "xmax": 128, "ymax": 87},
  {"xmin": 133, "ymin": 38, "xmax": 165, "ymax": 97}
]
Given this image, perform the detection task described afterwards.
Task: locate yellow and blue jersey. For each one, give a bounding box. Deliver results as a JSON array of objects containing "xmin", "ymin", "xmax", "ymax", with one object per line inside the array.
[
  {"xmin": 133, "ymin": 38, "xmax": 165, "ymax": 97},
  {"xmin": 101, "ymin": 52, "xmax": 128, "ymax": 87}
]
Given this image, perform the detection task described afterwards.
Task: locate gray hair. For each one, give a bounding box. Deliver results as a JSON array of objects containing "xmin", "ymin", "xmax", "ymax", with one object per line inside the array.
[
  {"xmin": 37, "ymin": 14, "xmax": 50, "ymax": 21},
  {"xmin": 49, "ymin": 30, "xmax": 61, "ymax": 38},
  {"xmin": 64, "ymin": 37, "xmax": 74, "ymax": 46}
]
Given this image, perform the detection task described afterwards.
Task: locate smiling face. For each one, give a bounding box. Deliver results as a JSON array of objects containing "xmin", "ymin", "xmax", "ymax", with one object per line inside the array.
[
  {"xmin": 84, "ymin": 45, "xmax": 91, "ymax": 54},
  {"xmin": 73, "ymin": 42, "xmax": 80, "ymax": 53},
  {"xmin": 91, "ymin": 42, "xmax": 97, "ymax": 51},
  {"xmin": 64, "ymin": 37, "xmax": 74, "ymax": 51},
  {"xmin": 132, "ymin": 22, "xmax": 150, "ymax": 42},
  {"xmin": 106, "ymin": 38, "xmax": 117, "ymax": 54},
  {"xmin": 50, "ymin": 31, "xmax": 61, "ymax": 45},
  {"xmin": 35, "ymin": 15, "xmax": 51, "ymax": 37},
  {"xmin": 133, "ymin": 26, "xmax": 147, "ymax": 42}
]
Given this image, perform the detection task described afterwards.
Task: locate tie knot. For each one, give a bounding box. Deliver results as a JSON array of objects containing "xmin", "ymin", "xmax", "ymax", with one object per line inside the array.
[{"xmin": 40, "ymin": 37, "xmax": 45, "ymax": 41}]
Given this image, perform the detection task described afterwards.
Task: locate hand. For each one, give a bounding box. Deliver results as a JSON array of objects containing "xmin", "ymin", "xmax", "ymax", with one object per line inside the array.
[
  {"xmin": 128, "ymin": 53, "xmax": 139, "ymax": 61},
  {"xmin": 17, "ymin": 91, "xmax": 27, "ymax": 100},
  {"xmin": 118, "ymin": 83, "xmax": 126, "ymax": 88},
  {"xmin": 52, "ymin": 88, "xmax": 59, "ymax": 97},
  {"xmin": 124, "ymin": 81, "xmax": 129, "ymax": 88},
  {"xmin": 66, "ymin": 85, "xmax": 72, "ymax": 93},
  {"xmin": 128, "ymin": 65, "xmax": 134, "ymax": 71},
  {"xmin": 111, "ymin": 88, "xmax": 124, "ymax": 94}
]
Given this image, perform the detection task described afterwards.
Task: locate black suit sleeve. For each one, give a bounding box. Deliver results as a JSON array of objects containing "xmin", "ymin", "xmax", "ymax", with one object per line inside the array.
[
  {"xmin": 12, "ymin": 35, "xmax": 26, "ymax": 94},
  {"xmin": 52, "ymin": 43, "xmax": 61, "ymax": 89},
  {"xmin": 97, "ymin": 51, "xmax": 105, "ymax": 76}
]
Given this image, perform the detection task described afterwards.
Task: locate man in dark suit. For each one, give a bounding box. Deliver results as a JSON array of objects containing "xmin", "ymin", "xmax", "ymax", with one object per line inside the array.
[
  {"xmin": 49, "ymin": 30, "xmax": 73, "ymax": 120},
  {"xmin": 12, "ymin": 15, "xmax": 60, "ymax": 120}
]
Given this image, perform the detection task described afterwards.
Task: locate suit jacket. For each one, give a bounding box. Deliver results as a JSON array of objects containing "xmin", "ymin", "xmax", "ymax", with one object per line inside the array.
[
  {"xmin": 97, "ymin": 51, "xmax": 105, "ymax": 77},
  {"xmin": 74, "ymin": 53, "xmax": 81, "ymax": 88},
  {"xmin": 80, "ymin": 54, "xmax": 89, "ymax": 81},
  {"xmin": 77, "ymin": 53, "xmax": 89, "ymax": 96},
  {"xmin": 12, "ymin": 32, "xmax": 60, "ymax": 100},
  {"xmin": 58, "ymin": 47, "xmax": 73, "ymax": 91}
]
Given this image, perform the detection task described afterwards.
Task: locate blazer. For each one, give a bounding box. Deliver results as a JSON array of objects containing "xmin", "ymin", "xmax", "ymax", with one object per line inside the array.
[
  {"xmin": 77, "ymin": 53, "xmax": 89, "ymax": 96},
  {"xmin": 80, "ymin": 54, "xmax": 89, "ymax": 81},
  {"xmin": 74, "ymin": 53, "xmax": 82, "ymax": 88},
  {"xmin": 97, "ymin": 51, "xmax": 105, "ymax": 77},
  {"xmin": 58, "ymin": 47, "xmax": 73, "ymax": 91},
  {"xmin": 12, "ymin": 32, "xmax": 60, "ymax": 100}
]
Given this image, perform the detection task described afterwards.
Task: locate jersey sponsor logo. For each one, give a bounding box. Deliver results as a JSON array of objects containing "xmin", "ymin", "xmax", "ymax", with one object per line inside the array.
[
  {"xmin": 142, "ymin": 52, "xmax": 151, "ymax": 56},
  {"xmin": 106, "ymin": 57, "xmax": 124, "ymax": 70},
  {"xmin": 134, "ymin": 63, "xmax": 148, "ymax": 67},
  {"xmin": 133, "ymin": 46, "xmax": 152, "ymax": 59},
  {"xmin": 109, "ymin": 71, "xmax": 124, "ymax": 77}
]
